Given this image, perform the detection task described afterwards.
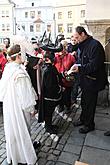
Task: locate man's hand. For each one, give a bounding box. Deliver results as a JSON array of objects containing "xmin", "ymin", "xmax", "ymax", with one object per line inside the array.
[
  {"xmin": 72, "ymin": 65, "xmax": 79, "ymax": 73},
  {"xmin": 31, "ymin": 110, "xmax": 38, "ymax": 117}
]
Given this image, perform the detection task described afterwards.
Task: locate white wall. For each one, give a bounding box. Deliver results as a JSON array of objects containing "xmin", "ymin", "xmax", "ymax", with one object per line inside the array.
[
  {"xmin": 55, "ymin": 0, "xmax": 86, "ymax": 6},
  {"xmin": 86, "ymin": 0, "xmax": 110, "ymax": 20}
]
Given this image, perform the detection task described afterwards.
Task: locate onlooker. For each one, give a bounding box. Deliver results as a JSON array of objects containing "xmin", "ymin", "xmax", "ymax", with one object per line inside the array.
[
  {"xmin": 72, "ymin": 26, "xmax": 108, "ymax": 133},
  {"xmin": 3, "ymin": 38, "xmax": 10, "ymax": 58},
  {"xmin": 0, "ymin": 46, "xmax": 7, "ymax": 112},
  {"xmin": 67, "ymin": 35, "xmax": 79, "ymax": 53},
  {"xmin": 3, "ymin": 38, "xmax": 10, "ymax": 49},
  {"xmin": 0, "ymin": 44, "xmax": 37, "ymax": 164},
  {"xmin": 0, "ymin": 47, "xmax": 7, "ymax": 79},
  {"xmin": 54, "ymin": 40, "xmax": 76, "ymax": 113},
  {"xmin": 68, "ymin": 37, "xmax": 80, "ymax": 109}
]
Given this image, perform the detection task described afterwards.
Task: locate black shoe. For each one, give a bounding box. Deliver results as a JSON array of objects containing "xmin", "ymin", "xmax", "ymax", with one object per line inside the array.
[
  {"xmin": 73, "ymin": 119, "xmax": 83, "ymax": 127},
  {"xmin": 104, "ymin": 131, "xmax": 110, "ymax": 136},
  {"xmin": 52, "ymin": 125, "xmax": 59, "ymax": 131},
  {"xmin": 65, "ymin": 107, "xmax": 72, "ymax": 114},
  {"xmin": 58, "ymin": 105, "xmax": 64, "ymax": 113},
  {"xmin": 79, "ymin": 126, "xmax": 95, "ymax": 134},
  {"xmin": 33, "ymin": 141, "xmax": 41, "ymax": 150}
]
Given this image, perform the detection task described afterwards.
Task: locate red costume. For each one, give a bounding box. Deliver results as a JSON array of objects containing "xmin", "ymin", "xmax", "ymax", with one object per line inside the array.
[
  {"xmin": 54, "ymin": 50, "xmax": 76, "ymax": 113},
  {"xmin": 54, "ymin": 52, "xmax": 75, "ymax": 87},
  {"xmin": 0, "ymin": 52, "xmax": 7, "ymax": 79}
]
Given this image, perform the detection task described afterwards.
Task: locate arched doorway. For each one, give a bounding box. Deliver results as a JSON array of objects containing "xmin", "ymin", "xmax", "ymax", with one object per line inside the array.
[
  {"xmin": 105, "ymin": 27, "xmax": 110, "ymax": 70},
  {"xmin": 105, "ymin": 27, "xmax": 110, "ymax": 43}
]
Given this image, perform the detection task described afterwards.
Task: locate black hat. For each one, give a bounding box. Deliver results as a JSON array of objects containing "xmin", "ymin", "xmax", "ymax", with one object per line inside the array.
[
  {"xmin": 38, "ymin": 31, "xmax": 63, "ymax": 53},
  {"xmin": 40, "ymin": 43, "xmax": 63, "ymax": 53}
]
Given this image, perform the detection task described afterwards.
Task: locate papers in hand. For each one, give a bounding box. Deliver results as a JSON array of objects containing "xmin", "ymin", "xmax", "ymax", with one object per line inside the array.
[{"xmin": 67, "ymin": 64, "xmax": 81, "ymax": 75}]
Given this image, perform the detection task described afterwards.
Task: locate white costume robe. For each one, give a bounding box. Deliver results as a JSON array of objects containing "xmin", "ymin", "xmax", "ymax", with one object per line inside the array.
[{"xmin": 0, "ymin": 62, "xmax": 38, "ymax": 165}]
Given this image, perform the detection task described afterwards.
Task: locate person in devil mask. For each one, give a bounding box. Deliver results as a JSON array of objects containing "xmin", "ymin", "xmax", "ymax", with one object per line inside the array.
[{"xmin": 38, "ymin": 51, "xmax": 62, "ymax": 134}]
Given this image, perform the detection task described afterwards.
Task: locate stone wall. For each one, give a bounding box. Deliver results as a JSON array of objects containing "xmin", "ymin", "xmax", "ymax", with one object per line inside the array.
[{"xmin": 85, "ymin": 19, "xmax": 110, "ymax": 46}]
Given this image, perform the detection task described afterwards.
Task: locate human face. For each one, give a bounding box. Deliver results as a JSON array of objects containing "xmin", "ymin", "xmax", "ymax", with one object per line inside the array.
[
  {"xmin": 73, "ymin": 32, "xmax": 86, "ymax": 43},
  {"xmin": 71, "ymin": 36, "xmax": 78, "ymax": 45},
  {"xmin": 16, "ymin": 54, "xmax": 23, "ymax": 64}
]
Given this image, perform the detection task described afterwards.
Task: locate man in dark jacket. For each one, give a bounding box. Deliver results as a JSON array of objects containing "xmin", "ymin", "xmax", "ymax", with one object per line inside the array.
[{"xmin": 72, "ymin": 26, "xmax": 108, "ymax": 133}]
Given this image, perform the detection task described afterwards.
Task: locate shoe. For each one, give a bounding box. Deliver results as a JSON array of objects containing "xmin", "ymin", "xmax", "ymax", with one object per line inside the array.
[
  {"xmin": 73, "ymin": 119, "xmax": 83, "ymax": 127},
  {"xmin": 33, "ymin": 141, "xmax": 41, "ymax": 149},
  {"xmin": 58, "ymin": 105, "xmax": 64, "ymax": 113},
  {"xmin": 71, "ymin": 103, "xmax": 79, "ymax": 109},
  {"xmin": 79, "ymin": 126, "xmax": 95, "ymax": 134},
  {"xmin": 52, "ymin": 125, "xmax": 59, "ymax": 131},
  {"xmin": 104, "ymin": 131, "xmax": 110, "ymax": 136},
  {"xmin": 64, "ymin": 106, "xmax": 72, "ymax": 114}
]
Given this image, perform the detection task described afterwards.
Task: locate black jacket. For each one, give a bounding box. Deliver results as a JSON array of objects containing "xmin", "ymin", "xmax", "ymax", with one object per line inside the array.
[
  {"xmin": 78, "ymin": 36, "xmax": 108, "ymax": 91},
  {"xmin": 42, "ymin": 63, "xmax": 62, "ymax": 100},
  {"xmin": 38, "ymin": 63, "xmax": 62, "ymax": 123}
]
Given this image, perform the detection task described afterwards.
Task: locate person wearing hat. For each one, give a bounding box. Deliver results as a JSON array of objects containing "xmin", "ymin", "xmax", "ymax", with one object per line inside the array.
[
  {"xmin": 54, "ymin": 40, "xmax": 76, "ymax": 113},
  {"xmin": 0, "ymin": 44, "xmax": 38, "ymax": 165},
  {"xmin": 38, "ymin": 51, "xmax": 62, "ymax": 134},
  {"xmin": 0, "ymin": 46, "xmax": 7, "ymax": 79}
]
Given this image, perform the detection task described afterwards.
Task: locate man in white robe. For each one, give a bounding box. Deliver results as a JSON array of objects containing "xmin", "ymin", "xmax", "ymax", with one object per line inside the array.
[{"xmin": 0, "ymin": 44, "xmax": 38, "ymax": 165}]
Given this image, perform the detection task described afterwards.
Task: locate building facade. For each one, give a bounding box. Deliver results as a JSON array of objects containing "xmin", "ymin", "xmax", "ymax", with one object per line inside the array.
[
  {"xmin": 15, "ymin": 0, "xmax": 55, "ymax": 41},
  {"xmin": 54, "ymin": 0, "xmax": 86, "ymax": 38},
  {"xmin": 85, "ymin": 0, "xmax": 110, "ymax": 90},
  {"xmin": 85, "ymin": 0, "xmax": 110, "ymax": 46},
  {"xmin": 0, "ymin": 0, "xmax": 15, "ymax": 43}
]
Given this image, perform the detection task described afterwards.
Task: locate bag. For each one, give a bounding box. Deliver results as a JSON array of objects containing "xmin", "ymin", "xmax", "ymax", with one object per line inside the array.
[{"xmin": 62, "ymin": 75, "xmax": 75, "ymax": 87}]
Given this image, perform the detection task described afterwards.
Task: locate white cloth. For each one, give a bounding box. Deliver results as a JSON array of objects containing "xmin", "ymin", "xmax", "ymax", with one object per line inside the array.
[{"xmin": 0, "ymin": 62, "xmax": 38, "ymax": 165}]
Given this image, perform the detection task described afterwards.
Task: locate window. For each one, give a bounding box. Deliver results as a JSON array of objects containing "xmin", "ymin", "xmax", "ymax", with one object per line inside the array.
[
  {"xmin": 68, "ymin": 11, "xmax": 72, "ymax": 18},
  {"xmin": 32, "ymin": 2, "xmax": 34, "ymax": 6},
  {"xmin": 36, "ymin": 24, "xmax": 41, "ymax": 32},
  {"xmin": 58, "ymin": 24, "xmax": 63, "ymax": 33},
  {"xmin": 2, "ymin": 11, "xmax": 5, "ymax": 17},
  {"xmin": 67, "ymin": 23, "xmax": 73, "ymax": 33},
  {"xmin": 22, "ymin": 25, "xmax": 25, "ymax": 31},
  {"xmin": 53, "ymin": 13, "xmax": 55, "ymax": 20},
  {"xmin": 30, "ymin": 11, "xmax": 35, "ymax": 19},
  {"xmin": 25, "ymin": 12, "xmax": 28, "ymax": 18},
  {"xmin": 58, "ymin": 12, "xmax": 62, "ymax": 19},
  {"xmin": 37, "ymin": 11, "xmax": 41, "ymax": 18},
  {"xmin": 47, "ymin": 25, "xmax": 51, "ymax": 32},
  {"xmin": 1, "ymin": 10, "xmax": 9, "ymax": 18},
  {"xmin": 30, "ymin": 25, "xmax": 34, "ymax": 32},
  {"xmin": 2, "ymin": 24, "xmax": 5, "ymax": 31},
  {"xmin": 6, "ymin": 23, "xmax": 10, "ymax": 31},
  {"xmin": 81, "ymin": 10, "xmax": 85, "ymax": 18},
  {"xmin": 6, "ymin": 10, "xmax": 9, "ymax": 17}
]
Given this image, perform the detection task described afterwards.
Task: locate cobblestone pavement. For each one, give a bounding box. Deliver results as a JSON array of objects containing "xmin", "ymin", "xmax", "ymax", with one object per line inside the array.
[{"xmin": 0, "ymin": 105, "xmax": 110, "ymax": 165}]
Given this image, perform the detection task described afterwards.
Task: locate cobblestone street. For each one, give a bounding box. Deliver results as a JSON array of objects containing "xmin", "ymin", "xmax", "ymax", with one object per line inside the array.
[{"xmin": 0, "ymin": 105, "xmax": 110, "ymax": 165}]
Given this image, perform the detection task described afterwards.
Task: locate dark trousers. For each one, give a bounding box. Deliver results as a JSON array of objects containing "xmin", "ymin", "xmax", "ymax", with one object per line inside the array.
[
  {"xmin": 80, "ymin": 89, "xmax": 98, "ymax": 128},
  {"xmin": 71, "ymin": 74, "xmax": 80, "ymax": 103},
  {"xmin": 44, "ymin": 100, "xmax": 58, "ymax": 128},
  {"xmin": 60, "ymin": 87, "xmax": 71, "ymax": 108},
  {"xmin": 0, "ymin": 102, "xmax": 3, "ymax": 114}
]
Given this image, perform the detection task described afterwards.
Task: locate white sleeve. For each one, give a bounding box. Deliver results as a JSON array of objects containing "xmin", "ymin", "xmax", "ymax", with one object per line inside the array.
[{"xmin": 15, "ymin": 74, "xmax": 38, "ymax": 112}]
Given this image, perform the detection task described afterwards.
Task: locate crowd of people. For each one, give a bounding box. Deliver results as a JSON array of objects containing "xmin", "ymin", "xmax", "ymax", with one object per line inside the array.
[{"xmin": 0, "ymin": 26, "xmax": 109, "ymax": 165}]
